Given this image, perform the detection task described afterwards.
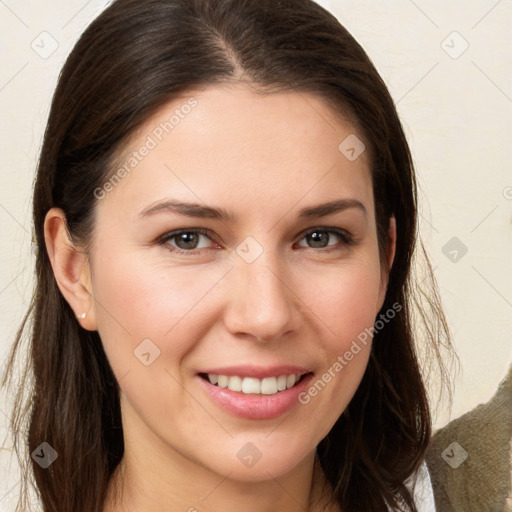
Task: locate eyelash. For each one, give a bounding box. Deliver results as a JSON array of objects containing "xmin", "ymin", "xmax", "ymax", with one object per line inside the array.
[{"xmin": 157, "ymin": 227, "xmax": 356, "ymax": 255}]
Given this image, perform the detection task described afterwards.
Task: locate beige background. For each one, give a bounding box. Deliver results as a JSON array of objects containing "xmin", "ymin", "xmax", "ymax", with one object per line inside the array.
[{"xmin": 1, "ymin": 1, "xmax": 511, "ymax": 509}]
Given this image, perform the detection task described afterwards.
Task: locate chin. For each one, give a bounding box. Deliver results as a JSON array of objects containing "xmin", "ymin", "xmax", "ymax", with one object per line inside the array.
[{"xmin": 195, "ymin": 435, "xmax": 315, "ymax": 483}]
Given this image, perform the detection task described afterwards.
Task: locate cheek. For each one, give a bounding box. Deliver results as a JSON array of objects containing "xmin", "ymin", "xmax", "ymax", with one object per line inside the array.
[
  {"xmin": 287, "ymin": 258, "xmax": 383, "ymax": 439},
  {"xmin": 299, "ymin": 256, "xmax": 383, "ymax": 342},
  {"xmin": 90, "ymin": 249, "xmax": 230, "ymax": 369},
  {"xmin": 295, "ymin": 257, "xmax": 381, "ymax": 395}
]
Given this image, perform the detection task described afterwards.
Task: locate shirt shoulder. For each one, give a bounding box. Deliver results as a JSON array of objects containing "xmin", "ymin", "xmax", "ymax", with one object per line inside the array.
[
  {"xmin": 409, "ymin": 461, "xmax": 436, "ymax": 511},
  {"xmin": 388, "ymin": 461, "xmax": 437, "ymax": 512}
]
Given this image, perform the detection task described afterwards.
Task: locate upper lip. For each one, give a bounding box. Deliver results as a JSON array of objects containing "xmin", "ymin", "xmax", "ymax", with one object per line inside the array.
[{"xmin": 198, "ymin": 365, "xmax": 313, "ymax": 379}]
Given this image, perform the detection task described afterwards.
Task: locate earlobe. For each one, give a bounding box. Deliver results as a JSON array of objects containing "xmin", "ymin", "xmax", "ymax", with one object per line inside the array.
[{"xmin": 43, "ymin": 208, "xmax": 97, "ymax": 331}]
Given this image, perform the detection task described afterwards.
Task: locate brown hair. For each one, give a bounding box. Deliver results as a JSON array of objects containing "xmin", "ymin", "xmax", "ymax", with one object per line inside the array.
[{"xmin": 2, "ymin": 0, "xmax": 453, "ymax": 510}]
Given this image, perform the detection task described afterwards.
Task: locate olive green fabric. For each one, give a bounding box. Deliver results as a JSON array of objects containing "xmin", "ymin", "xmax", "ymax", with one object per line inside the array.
[{"xmin": 426, "ymin": 364, "xmax": 512, "ymax": 512}]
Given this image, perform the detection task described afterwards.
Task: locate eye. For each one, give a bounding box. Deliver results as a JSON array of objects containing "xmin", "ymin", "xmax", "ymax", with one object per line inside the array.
[
  {"xmin": 157, "ymin": 226, "xmax": 355, "ymax": 255},
  {"xmin": 158, "ymin": 228, "xmax": 217, "ymax": 254},
  {"xmin": 296, "ymin": 227, "xmax": 355, "ymax": 251}
]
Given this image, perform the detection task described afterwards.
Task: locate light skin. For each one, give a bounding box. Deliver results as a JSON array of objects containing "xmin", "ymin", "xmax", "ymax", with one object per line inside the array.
[{"xmin": 44, "ymin": 83, "xmax": 396, "ymax": 512}]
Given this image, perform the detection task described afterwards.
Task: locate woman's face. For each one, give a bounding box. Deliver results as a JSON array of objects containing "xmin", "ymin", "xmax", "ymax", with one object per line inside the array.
[{"xmin": 86, "ymin": 83, "xmax": 394, "ymax": 482}]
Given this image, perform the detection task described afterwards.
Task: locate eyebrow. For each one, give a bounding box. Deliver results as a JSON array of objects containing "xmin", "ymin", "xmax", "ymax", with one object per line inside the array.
[{"xmin": 138, "ymin": 198, "xmax": 367, "ymax": 222}]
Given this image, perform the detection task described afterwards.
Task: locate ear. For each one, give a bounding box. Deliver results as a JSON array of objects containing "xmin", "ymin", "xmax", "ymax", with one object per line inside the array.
[
  {"xmin": 377, "ymin": 215, "xmax": 397, "ymax": 312},
  {"xmin": 43, "ymin": 207, "xmax": 98, "ymax": 331}
]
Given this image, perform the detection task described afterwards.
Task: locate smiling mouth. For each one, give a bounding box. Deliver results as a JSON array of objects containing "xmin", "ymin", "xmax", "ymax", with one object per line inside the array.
[{"xmin": 198, "ymin": 372, "xmax": 312, "ymax": 395}]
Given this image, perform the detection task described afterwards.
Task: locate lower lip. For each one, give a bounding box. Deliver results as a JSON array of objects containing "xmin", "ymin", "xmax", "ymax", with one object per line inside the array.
[{"xmin": 196, "ymin": 373, "xmax": 315, "ymax": 420}]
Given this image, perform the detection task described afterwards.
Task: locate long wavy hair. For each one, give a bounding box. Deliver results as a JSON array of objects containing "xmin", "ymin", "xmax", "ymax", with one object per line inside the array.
[{"xmin": 2, "ymin": 1, "xmax": 453, "ymax": 511}]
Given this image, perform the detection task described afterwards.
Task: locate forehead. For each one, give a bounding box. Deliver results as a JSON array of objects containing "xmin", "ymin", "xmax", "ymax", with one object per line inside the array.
[{"xmin": 99, "ymin": 83, "xmax": 374, "ymax": 223}]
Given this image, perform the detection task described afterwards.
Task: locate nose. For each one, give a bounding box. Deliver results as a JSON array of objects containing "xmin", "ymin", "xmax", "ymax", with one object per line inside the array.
[{"xmin": 222, "ymin": 250, "xmax": 300, "ymax": 343}]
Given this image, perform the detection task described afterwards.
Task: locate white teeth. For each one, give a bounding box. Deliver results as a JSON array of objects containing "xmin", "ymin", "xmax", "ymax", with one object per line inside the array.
[
  {"xmin": 260, "ymin": 377, "xmax": 277, "ymax": 395},
  {"xmin": 242, "ymin": 377, "xmax": 260, "ymax": 394},
  {"xmin": 287, "ymin": 374, "xmax": 296, "ymax": 388},
  {"xmin": 277, "ymin": 375, "xmax": 288, "ymax": 391},
  {"xmin": 228, "ymin": 375, "xmax": 242, "ymax": 392},
  {"xmin": 206, "ymin": 373, "xmax": 303, "ymax": 395}
]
